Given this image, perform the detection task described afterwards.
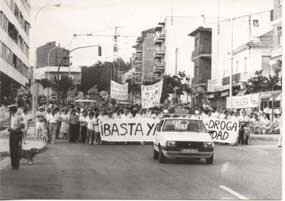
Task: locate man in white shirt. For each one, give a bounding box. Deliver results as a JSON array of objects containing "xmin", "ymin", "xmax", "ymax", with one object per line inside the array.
[{"xmin": 49, "ymin": 109, "xmax": 60, "ymax": 144}]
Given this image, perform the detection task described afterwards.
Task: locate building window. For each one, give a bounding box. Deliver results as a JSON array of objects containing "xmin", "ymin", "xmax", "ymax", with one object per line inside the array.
[
  {"xmin": 244, "ymin": 57, "xmax": 247, "ymax": 72},
  {"xmin": 236, "ymin": 60, "xmax": 239, "ymax": 74},
  {"xmin": 277, "ymin": 26, "xmax": 282, "ymax": 46}
]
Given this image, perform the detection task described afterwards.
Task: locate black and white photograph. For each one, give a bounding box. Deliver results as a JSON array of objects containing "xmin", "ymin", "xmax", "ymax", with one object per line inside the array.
[{"xmin": 0, "ymin": 0, "xmax": 283, "ymax": 200}]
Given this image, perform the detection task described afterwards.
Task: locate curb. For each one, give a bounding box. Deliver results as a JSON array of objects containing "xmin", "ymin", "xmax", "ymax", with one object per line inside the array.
[
  {"xmin": 0, "ymin": 142, "xmax": 48, "ymax": 158},
  {"xmin": 250, "ymin": 134, "xmax": 279, "ymax": 141}
]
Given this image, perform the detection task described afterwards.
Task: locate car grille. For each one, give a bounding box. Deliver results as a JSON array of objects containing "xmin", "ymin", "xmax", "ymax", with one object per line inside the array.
[{"xmin": 175, "ymin": 141, "xmax": 203, "ymax": 149}]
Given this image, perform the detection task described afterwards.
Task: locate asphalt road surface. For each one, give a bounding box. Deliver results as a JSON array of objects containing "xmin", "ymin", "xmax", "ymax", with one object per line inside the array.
[{"xmin": 0, "ymin": 142, "xmax": 281, "ymax": 200}]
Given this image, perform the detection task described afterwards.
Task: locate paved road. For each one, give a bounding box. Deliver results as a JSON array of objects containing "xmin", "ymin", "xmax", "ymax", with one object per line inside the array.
[{"xmin": 0, "ymin": 142, "xmax": 281, "ymax": 200}]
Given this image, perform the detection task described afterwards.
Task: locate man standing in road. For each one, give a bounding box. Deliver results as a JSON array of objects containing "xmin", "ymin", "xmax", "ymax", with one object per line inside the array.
[{"xmin": 8, "ymin": 105, "xmax": 24, "ymax": 170}]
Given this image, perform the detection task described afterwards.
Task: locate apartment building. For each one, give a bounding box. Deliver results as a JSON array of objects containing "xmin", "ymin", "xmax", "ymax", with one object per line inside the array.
[
  {"xmin": 36, "ymin": 41, "xmax": 70, "ymax": 68},
  {"xmin": 270, "ymin": 0, "xmax": 282, "ymax": 69},
  {"xmin": 153, "ymin": 16, "xmax": 202, "ymax": 79},
  {"xmin": 189, "ymin": 26, "xmax": 212, "ymax": 106},
  {"xmin": 0, "ymin": 0, "xmax": 31, "ymax": 102},
  {"xmin": 208, "ymin": 10, "xmax": 273, "ymax": 110},
  {"xmin": 132, "ymin": 28, "xmax": 156, "ymax": 84},
  {"xmin": 35, "ymin": 41, "xmax": 80, "ymax": 98}
]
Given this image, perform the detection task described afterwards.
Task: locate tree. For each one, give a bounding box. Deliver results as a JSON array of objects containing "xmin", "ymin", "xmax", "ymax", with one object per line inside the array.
[
  {"xmin": 160, "ymin": 71, "xmax": 192, "ymax": 104},
  {"xmin": 267, "ymin": 68, "xmax": 282, "ymax": 91},
  {"xmin": 246, "ymin": 70, "xmax": 282, "ymax": 93},
  {"xmin": 35, "ymin": 78, "xmax": 54, "ymax": 89},
  {"xmin": 246, "ymin": 70, "xmax": 269, "ymax": 93},
  {"xmin": 54, "ymin": 76, "xmax": 74, "ymax": 105}
]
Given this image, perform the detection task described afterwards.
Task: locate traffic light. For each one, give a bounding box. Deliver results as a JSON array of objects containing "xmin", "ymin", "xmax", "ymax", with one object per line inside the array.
[{"xmin": 98, "ymin": 46, "xmax": 102, "ymax": 56}]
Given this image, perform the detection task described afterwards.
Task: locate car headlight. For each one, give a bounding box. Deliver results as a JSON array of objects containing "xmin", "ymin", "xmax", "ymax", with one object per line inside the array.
[
  {"xmin": 166, "ymin": 141, "xmax": 176, "ymax": 147},
  {"xmin": 203, "ymin": 142, "xmax": 214, "ymax": 147}
]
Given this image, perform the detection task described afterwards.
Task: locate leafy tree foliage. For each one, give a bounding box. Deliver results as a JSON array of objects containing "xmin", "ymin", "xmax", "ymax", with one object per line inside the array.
[
  {"xmin": 35, "ymin": 78, "xmax": 54, "ymax": 89},
  {"xmin": 81, "ymin": 58, "xmax": 131, "ymax": 94},
  {"xmin": 247, "ymin": 70, "xmax": 282, "ymax": 93},
  {"xmin": 160, "ymin": 71, "xmax": 192, "ymax": 103}
]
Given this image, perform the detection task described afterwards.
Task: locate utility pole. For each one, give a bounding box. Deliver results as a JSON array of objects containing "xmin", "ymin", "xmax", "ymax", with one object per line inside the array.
[
  {"xmin": 229, "ymin": 17, "xmax": 234, "ymax": 110},
  {"xmin": 113, "ymin": 26, "xmax": 119, "ymax": 82}
]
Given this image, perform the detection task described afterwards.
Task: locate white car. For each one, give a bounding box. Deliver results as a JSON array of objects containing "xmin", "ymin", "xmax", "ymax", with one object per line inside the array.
[{"xmin": 153, "ymin": 117, "xmax": 214, "ymax": 164}]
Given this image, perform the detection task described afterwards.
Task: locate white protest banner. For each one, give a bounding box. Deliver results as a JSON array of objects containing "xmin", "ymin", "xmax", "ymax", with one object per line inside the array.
[
  {"xmin": 100, "ymin": 118, "xmax": 160, "ymax": 142},
  {"xmin": 141, "ymin": 80, "xmax": 163, "ymax": 109},
  {"xmin": 110, "ymin": 80, "xmax": 128, "ymax": 101},
  {"xmin": 203, "ymin": 118, "xmax": 239, "ymax": 144},
  {"xmin": 226, "ymin": 93, "xmax": 259, "ymax": 109}
]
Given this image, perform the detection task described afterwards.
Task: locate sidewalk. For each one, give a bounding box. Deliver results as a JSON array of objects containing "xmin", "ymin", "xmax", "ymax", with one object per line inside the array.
[{"xmin": 0, "ymin": 124, "xmax": 47, "ymax": 157}]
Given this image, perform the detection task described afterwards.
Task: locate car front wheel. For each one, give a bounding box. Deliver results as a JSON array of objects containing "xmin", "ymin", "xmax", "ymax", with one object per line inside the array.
[
  {"xmin": 158, "ymin": 146, "xmax": 166, "ymax": 163},
  {"xmin": 206, "ymin": 154, "xmax": 214, "ymax": 164}
]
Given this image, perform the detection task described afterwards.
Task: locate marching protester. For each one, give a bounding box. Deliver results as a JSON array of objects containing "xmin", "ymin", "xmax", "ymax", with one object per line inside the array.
[
  {"xmin": 49, "ymin": 108, "xmax": 60, "ymax": 144},
  {"xmin": 59, "ymin": 109, "xmax": 70, "ymax": 140},
  {"xmin": 94, "ymin": 113, "xmax": 101, "ymax": 144},
  {"xmin": 69, "ymin": 109, "xmax": 79, "ymax": 143},
  {"xmin": 86, "ymin": 111, "xmax": 95, "ymax": 145},
  {"xmin": 79, "ymin": 110, "xmax": 88, "ymax": 143}
]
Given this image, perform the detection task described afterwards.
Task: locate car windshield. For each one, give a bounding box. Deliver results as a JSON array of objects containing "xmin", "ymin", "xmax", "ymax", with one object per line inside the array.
[{"xmin": 162, "ymin": 119, "xmax": 207, "ymax": 133}]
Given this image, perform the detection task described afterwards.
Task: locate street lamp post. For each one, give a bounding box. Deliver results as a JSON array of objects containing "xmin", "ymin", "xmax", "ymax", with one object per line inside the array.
[
  {"xmin": 34, "ymin": 3, "xmax": 61, "ymax": 20},
  {"xmin": 32, "ymin": 2, "xmax": 61, "ymax": 138}
]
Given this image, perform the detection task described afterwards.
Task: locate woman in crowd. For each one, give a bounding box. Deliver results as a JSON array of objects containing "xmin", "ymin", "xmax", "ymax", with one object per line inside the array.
[
  {"xmin": 59, "ymin": 109, "xmax": 70, "ymax": 140},
  {"xmin": 86, "ymin": 111, "xmax": 95, "ymax": 145}
]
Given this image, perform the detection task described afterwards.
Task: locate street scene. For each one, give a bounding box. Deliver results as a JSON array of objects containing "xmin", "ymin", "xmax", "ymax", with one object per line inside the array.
[{"xmin": 0, "ymin": 0, "xmax": 283, "ymax": 200}]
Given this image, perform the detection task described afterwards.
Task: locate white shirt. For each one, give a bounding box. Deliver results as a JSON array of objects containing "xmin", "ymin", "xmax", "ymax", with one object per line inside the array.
[
  {"xmin": 49, "ymin": 113, "xmax": 59, "ymax": 124},
  {"xmin": 87, "ymin": 117, "xmax": 94, "ymax": 130},
  {"xmin": 93, "ymin": 117, "xmax": 99, "ymax": 132}
]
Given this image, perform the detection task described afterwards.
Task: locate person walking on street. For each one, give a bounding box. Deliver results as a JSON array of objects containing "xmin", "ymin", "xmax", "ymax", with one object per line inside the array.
[{"xmin": 8, "ymin": 105, "xmax": 24, "ymax": 170}]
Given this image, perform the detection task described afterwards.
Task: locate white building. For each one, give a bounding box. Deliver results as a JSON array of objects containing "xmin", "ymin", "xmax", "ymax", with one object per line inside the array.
[
  {"xmin": 154, "ymin": 16, "xmax": 203, "ymax": 78},
  {"xmin": 232, "ymin": 31, "xmax": 273, "ymax": 77},
  {"xmin": 210, "ymin": 10, "xmax": 273, "ymax": 85},
  {"xmin": 208, "ymin": 10, "xmax": 273, "ymax": 110},
  {"xmin": 0, "ymin": 0, "xmax": 31, "ymax": 101},
  {"xmin": 270, "ymin": 0, "xmax": 282, "ymax": 68},
  {"xmin": 34, "ymin": 66, "xmax": 81, "ymax": 97}
]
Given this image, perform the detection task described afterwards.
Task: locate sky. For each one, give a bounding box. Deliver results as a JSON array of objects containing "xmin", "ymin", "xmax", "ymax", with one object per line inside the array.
[{"xmin": 30, "ymin": 0, "xmax": 273, "ymax": 70}]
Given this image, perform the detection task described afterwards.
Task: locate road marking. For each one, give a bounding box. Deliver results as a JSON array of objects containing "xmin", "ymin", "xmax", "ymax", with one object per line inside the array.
[
  {"xmin": 0, "ymin": 157, "xmax": 10, "ymax": 170},
  {"xmin": 219, "ymin": 185, "xmax": 248, "ymax": 200}
]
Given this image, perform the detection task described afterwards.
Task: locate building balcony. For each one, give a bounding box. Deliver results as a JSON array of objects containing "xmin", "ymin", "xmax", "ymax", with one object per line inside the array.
[
  {"xmin": 191, "ymin": 77, "xmax": 207, "ymax": 88},
  {"xmin": 136, "ymin": 47, "xmax": 142, "ymax": 53},
  {"xmin": 134, "ymin": 59, "xmax": 142, "ymax": 64},
  {"xmin": 154, "ymin": 46, "xmax": 165, "ymax": 58},
  {"xmin": 271, "ymin": 46, "xmax": 282, "ymax": 59},
  {"xmin": 222, "ymin": 72, "xmax": 253, "ymax": 86},
  {"xmin": 191, "ymin": 46, "xmax": 211, "ymax": 61}
]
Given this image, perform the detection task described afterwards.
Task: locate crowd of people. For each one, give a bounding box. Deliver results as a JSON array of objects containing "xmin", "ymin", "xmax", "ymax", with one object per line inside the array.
[{"xmin": 33, "ymin": 102, "xmax": 282, "ymax": 146}]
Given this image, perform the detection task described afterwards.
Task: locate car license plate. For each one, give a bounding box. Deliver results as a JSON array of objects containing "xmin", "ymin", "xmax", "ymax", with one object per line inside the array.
[{"xmin": 181, "ymin": 149, "xmax": 198, "ymax": 153}]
